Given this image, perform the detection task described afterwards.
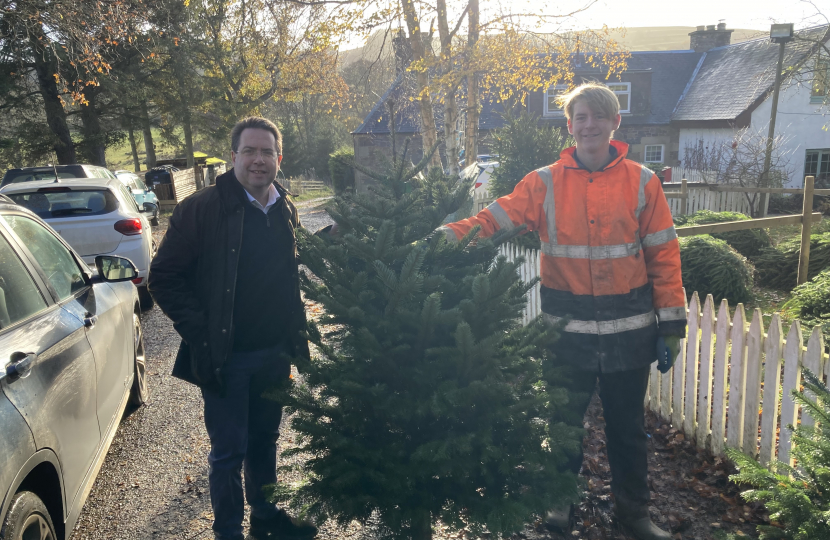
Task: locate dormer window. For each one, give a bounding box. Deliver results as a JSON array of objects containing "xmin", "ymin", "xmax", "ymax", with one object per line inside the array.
[
  {"xmin": 607, "ymin": 82, "xmax": 631, "ymax": 113},
  {"xmin": 543, "ymin": 85, "xmax": 567, "ymax": 117}
]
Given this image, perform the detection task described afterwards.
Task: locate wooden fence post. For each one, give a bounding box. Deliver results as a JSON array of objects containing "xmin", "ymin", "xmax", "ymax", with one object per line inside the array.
[
  {"xmin": 680, "ymin": 178, "xmax": 688, "ymax": 216},
  {"xmin": 797, "ymin": 176, "xmax": 815, "ymax": 285}
]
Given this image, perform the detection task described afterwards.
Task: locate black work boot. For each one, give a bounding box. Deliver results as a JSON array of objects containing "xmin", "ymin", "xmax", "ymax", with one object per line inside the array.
[
  {"xmin": 543, "ymin": 504, "xmax": 572, "ymax": 532},
  {"xmin": 614, "ymin": 497, "xmax": 670, "ymax": 540},
  {"xmin": 249, "ymin": 509, "xmax": 318, "ymax": 540}
]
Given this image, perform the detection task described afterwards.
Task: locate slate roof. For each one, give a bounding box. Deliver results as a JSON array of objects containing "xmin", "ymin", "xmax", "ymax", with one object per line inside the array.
[
  {"xmin": 618, "ymin": 50, "xmax": 703, "ymax": 124},
  {"xmin": 353, "ymin": 49, "xmax": 703, "ymax": 135},
  {"xmin": 672, "ymin": 25, "xmax": 829, "ymax": 122}
]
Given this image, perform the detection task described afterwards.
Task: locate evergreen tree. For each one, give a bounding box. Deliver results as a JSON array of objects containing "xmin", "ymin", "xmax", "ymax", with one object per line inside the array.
[
  {"xmin": 488, "ymin": 111, "xmax": 571, "ymax": 198},
  {"xmin": 728, "ymin": 369, "xmax": 830, "ymax": 539},
  {"xmin": 282, "ymin": 140, "xmax": 582, "ymax": 540}
]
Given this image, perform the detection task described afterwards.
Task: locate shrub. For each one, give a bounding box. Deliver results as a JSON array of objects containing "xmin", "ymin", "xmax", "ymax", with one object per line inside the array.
[
  {"xmin": 754, "ymin": 232, "xmax": 830, "ymax": 290},
  {"xmin": 728, "ymin": 369, "xmax": 830, "ymax": 540},
  {"xmin": 328, "ymin": 147, "xmax": 355, "ymax": 194},
  {"xmin": 782, "ymin": 268, "xmax": 830, "ymax": 328},
  {"xmin": 488, "ymin": 110, "xmax": 571, "ymax": 198},
  {"xmin": 679, "ymin": 235, "xmax": 754, "ymax": 303},
  {"xmin": 675, "ymin": 210, "xmax": 772, "ymax": 259},
  {"xmin": 768, "ymin": 193, "xmax": 830, "ymax": 216}
]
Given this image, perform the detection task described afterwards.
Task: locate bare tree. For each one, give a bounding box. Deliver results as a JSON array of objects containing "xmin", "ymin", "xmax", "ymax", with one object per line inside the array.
[{"xmin": 682, "ymin": 128, "xmax": 795, "ymax": 217}]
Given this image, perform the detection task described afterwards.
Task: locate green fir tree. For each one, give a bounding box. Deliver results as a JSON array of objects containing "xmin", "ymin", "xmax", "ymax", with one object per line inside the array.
[
  {"xmin": 728, "ymin": 369, "xmax": 830, "ymax": 540},
  {"xmin": 282, "ymin": 139, "xmax": 582, "ymax": 540}
]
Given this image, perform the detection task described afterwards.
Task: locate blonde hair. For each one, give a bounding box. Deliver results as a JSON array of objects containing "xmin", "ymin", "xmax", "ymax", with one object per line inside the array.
[{"xmin": 557, "ymin": 82, "xmax": 621, "ymax": 120}]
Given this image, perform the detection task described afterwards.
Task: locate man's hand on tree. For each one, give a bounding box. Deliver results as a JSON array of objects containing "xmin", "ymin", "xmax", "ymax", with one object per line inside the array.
[{"xmin": 656, "ymin": 335, "xmax": 681, "ymax": 374}]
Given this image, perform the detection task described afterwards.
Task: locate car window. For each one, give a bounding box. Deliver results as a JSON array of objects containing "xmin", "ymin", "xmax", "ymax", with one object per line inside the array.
[
  {"xmin": 0, "ymin": 232, "xmax": 48, "ymax": 329},
  {"xmin": 7, "ymin": 189, "xmax": 119, "ymax": 219},
  {"xmin": 135, "ymin": 178, "xmax": 148, "ymax": 191},
  {"xmin": 1, "ymin": 215, "xmax": 87, "ymax": 301},
  {"xmin": 117, "ymin": 183, "xmax": 141, "ymax": 212}
]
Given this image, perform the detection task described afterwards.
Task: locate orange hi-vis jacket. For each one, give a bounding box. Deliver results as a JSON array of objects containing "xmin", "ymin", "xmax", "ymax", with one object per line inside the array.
[{"xmin": 441, "ymin": 141, "xmax": 685, "ymax": 372}]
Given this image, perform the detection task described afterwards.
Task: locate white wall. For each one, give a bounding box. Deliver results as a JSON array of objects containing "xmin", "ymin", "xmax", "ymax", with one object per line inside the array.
[
  {"xmin": 751, "ymin": 78, "xmax": 829, "ymax": 188},
  {"xmin": 678, "ymin": 70, "xmax": 829, "ymax": 188}
]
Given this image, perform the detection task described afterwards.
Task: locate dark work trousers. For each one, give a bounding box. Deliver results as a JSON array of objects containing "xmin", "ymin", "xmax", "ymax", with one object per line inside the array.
[
  {"xmin": 201, "ymin": 345, "xmax": 291, "ymax": 540},
  {"xmin": 554, "ymin": 364, "xmax": 652, "ymax": 508}
]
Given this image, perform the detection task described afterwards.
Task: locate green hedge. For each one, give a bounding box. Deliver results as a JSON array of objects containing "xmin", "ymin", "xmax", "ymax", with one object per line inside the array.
[
  {"xmin": 754, "ymin": 232, "xmax": 830, "ymax": 290},
  {"xmin": 328, "ymin": 147, "xmax": 355, "ymax": 194},
  {"xmin": 675, "ymin": 210, "xmax": 771, "ymax": 259},
  {"xmin": 679, "ymin": 235, "xmax": 754, "ymax": 304},
  {"xmin": 783, "ymin": 268, "xmax": 830, "ymax": 329}
]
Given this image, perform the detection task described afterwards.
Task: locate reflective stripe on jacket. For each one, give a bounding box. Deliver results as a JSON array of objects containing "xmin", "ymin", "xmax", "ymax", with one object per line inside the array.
[{"xmin": 442, "ymin": 141, "xmax": 685, "ymax": 372}]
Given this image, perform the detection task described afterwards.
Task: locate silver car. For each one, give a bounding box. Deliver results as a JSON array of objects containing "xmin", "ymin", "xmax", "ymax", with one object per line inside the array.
[
  {"xmin": 0, "ymin": 194, "xmax": 148, "ymax": 540},
  {"xmin": 0, "ymin": 178, "xmax": 157, "ymax": 311}
]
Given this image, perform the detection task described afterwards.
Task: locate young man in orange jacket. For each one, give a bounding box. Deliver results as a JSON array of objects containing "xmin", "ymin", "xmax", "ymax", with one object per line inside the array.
[{"xmin": 440, "ymin": 83, "xmax": 684, "ymax": 540}]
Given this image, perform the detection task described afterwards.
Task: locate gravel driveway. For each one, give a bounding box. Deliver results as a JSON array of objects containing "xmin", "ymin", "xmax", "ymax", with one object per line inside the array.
[{"xmin": 69, "ymin": 203, "xmax": 335, "ymax": 540}]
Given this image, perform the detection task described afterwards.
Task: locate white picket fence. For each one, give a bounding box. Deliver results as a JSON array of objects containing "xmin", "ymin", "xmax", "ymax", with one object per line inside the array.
[
  {"xmin": 477, "ymin": 182, "xmax": 766, "ymax": 220},
  {"xmin": 664, "ymin": 187, "xmax": 761, "ymax": 217},
  {"xmin": 500, "ymin": 242, "xmax": 829, "ymax": 464},
  {"xmin": 498, "ymin": 243, "xmax": 541, "ymax": 325}
]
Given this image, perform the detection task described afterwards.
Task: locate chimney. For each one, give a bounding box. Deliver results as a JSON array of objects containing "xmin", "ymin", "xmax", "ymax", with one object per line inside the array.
[
  {"xmin": 689, "ymin": 22, "xmax": 734, "ymax": 52},
  {"xmin": 393, "ymin": 29, "xmax": 412, "ymax": 76}
]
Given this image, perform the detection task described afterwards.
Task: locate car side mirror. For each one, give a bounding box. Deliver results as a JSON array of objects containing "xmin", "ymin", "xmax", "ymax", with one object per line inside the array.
[
  {"xmin": 142, "ymin": 202, "xmax": 158, "ymax": 214},
  {"xmin": 95, "ymin": 256, "xmax": 138, "ymax": 282}
]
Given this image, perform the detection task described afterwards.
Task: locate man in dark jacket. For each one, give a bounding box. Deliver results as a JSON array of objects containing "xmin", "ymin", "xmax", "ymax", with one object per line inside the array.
[{"xmin": 148, "ymin": 117, "xmax": 317, "ymax": 540}]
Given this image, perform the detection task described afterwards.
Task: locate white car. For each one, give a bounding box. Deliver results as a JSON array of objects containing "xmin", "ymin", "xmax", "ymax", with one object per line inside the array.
[{"xmin": 0, "ymin": 177, "xmax": 157, "ymax": 310}]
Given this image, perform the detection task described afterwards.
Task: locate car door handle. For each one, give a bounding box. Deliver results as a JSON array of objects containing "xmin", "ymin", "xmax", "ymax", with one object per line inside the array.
[
  {"xmin": 83, "ymin": 313, "xmax": 98, "ymax": 328},
  {"xmin": 3, "ymin": 352, "xmax": 37, "ymax": 382}
]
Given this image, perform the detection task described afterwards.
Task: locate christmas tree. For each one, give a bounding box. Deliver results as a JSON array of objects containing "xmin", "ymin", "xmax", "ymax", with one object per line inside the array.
[{"xmin": 284, "ymin": 133, "xmax": 582, "ymax": 540}]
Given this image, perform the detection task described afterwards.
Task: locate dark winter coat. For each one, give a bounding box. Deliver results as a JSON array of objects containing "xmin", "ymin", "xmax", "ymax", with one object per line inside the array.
[{"xmin": 148, "ymin": 169, "xmax": 307, "ymax": 392}]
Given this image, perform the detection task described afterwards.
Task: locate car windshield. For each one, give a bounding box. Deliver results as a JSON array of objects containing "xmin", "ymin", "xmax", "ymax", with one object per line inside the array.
[
  {"xmin": 4, "ymin": 171, "xmax": 80, "ymax": 184},
  {"xmin": 8, "ymin": 189, "xmax": 118, "ymax": 219}
]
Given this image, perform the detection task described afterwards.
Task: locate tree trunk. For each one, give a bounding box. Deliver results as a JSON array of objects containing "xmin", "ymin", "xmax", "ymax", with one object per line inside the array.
[
  {"xmin": 464, "ymin": 0, "xmax": 480, "ymax": 165},
  {"xmin": 401, "ymin": 0, "xmax": 442, "ymax": 170},
  {"xmin": 127, "ymin": 125, "xmax": 141, "ymax": 172},
  {"xmin": 437, "ymin": 0, "xmax": 459, "ymax": 176},
  {"xmin": 80, "ymin": 84, "xmax": 107, "ymax": 166},
  {"xmin": 182, "ymin": 105, "xmax": 195, "ymax": 169},
  {"xmin": 141, "ymin": 99, "xmax": 157, "ymax": 168},
  {"xmin": 31, "ymin": 37, "xmax": 75, "ymax": 164},
  {"xmin": 411, "ymin": 510, "xmax": 432, "ymax": 540}
]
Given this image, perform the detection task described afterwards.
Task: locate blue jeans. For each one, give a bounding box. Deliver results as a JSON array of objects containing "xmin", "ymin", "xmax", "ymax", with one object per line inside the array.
[{"xmin": 201, "ymin": 345, "xmax": 291, "ymax": 540}]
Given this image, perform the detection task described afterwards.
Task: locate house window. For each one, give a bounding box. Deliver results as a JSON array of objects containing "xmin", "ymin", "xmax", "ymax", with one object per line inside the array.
[
  {"xmin": 607, "ymin": 82, "xmax": 631, "ymax": 113},
  {"xmin": 812, "ymin": 55, "xmax": 829, "ymax": 104},
  {"xmin": 644, "ymin": 145, "xmax": 664, "ymax": 163},
  {"xmin": 543, "ymin": 85, "xmax": 567, "ymax": 116},
  {"xmin": 805, "ymin": 149, "xmax": 830, "ymax": 187}
]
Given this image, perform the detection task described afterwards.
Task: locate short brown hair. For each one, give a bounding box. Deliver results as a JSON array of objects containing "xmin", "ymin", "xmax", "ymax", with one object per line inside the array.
[
  {"xmin": 557, "ymin": 82, "xmax": 621, "ymax": 121},
  {"xmin": 230, "ymin": 117, "xmax": 283, "ymax": 155}
]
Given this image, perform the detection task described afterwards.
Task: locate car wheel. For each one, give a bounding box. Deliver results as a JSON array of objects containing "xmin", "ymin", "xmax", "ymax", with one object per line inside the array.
[
  {"xmin": 129, "ymin": 312, "xmax": 149, "ymax": 408},
  {"xmin": 138, "ymin": 286, "xmax": 154, "ymax": 311},
  {"xmin": 0, "ymin": 491, "xmax": 57, "ymax": 540},
  {"xmin": 151, "ymin": 213, "xmax": 159, "ymax": 227}
]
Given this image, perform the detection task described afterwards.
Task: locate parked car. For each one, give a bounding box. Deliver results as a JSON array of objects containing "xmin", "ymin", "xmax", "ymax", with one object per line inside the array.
[
  {"xmin": 0, "ymin": 165, "xmax": 118, "ymax": 188},
  {"xmin": 0, "ymin": 178, "xmax": 157, "ymax": 311},
  {"xmin": 114, "ymin": 170, "xmax": 160, "ymax": 226},
  {"xmin": 0, "ymin": 193, "xmax": 147, "ymax": 540}
]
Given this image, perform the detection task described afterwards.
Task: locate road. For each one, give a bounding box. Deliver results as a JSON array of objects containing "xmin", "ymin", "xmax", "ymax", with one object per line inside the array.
[{"xmin": 69, "ymin": 203, "xmax": 334, "ymax": 540}]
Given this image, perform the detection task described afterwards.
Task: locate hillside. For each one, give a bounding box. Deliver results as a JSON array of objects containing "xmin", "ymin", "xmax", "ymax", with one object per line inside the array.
[{"xmin": 337, "ymin": 25, "xmax": 764, "ymax": 65}]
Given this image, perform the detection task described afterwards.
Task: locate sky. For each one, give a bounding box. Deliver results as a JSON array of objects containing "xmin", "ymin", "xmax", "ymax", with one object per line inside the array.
[{"xmin": 511, "ymin": 0, "xmax": 828, "ymax": 31}]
